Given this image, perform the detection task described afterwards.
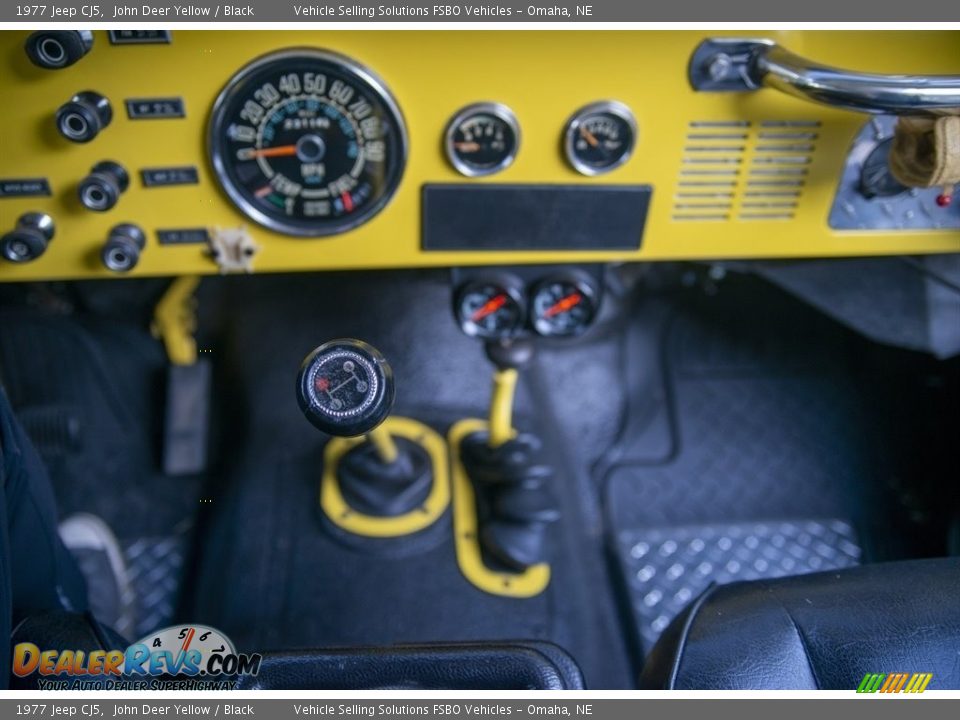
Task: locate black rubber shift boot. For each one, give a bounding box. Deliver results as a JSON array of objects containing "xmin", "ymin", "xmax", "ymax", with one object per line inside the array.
[{"xmin": 337, "ymin": 437, "xmax": 433, "ymax": 517}]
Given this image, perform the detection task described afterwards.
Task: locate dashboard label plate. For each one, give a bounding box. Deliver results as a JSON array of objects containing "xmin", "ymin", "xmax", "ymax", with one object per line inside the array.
[
  {"xmin": 141, "ymin": 167, "xmax": 200, "ymax": 187},
  {"xmin": 0, "ymin": 178, "xmax": 52, "ymax": 198},
  {"xmin": 109, "ymin": 31, "xmax": 173, "ymax": 45},
  {"xmin": 125, "ymin": 98, "xmax": 186, "ymax": 120},
  {"xmin": 156, "ymin": 228, "xmax": 210, "ymax": 245}
]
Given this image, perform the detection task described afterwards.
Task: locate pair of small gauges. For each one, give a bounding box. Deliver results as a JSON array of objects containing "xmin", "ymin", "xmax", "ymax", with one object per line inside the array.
[
  {"xmin": 445, "ymin": 101, "xmax": 637, "ymax": 177},
  {"xmin": 455, "ymin": 272, "xmax": 600, "ymax": 340}
]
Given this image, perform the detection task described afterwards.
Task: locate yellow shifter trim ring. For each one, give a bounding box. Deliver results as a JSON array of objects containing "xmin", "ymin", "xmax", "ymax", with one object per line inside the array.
[
  {"xmin": 321, "ymin": 416, "xmax": 449, "ymax": 538},
  {"xmin": 448, "ymin": 419, "xmax": 551, "ymax": 599}
]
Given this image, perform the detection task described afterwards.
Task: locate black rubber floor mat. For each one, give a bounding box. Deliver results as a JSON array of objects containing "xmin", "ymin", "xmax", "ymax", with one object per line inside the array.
[
  {"xmin": 602, "ymin": 278, "xmax": 903, "ymax": 656},
  {"xmin": 605, "ymin": 375, "xmax": 879, "ymax": 528},
  {"xmin": 616, "ymin": 518, "xmax": 861, "ymax": 651}
]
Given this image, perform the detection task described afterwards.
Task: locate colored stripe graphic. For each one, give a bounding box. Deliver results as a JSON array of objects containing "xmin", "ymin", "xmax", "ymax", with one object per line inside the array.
[
  {"xmin": 857, "ymin": 673, "xmax": 886, "ymax": 693},
  {"xmin": 857, "ymin": 673, "xmax": 932, "ymax": 693}
]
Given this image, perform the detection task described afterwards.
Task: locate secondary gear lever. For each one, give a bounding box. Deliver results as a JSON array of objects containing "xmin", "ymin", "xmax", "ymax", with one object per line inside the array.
[
  {"xmin": 461, "ymin": 338, "xmax": 560, "ymax": 571},
  {"xmin": 297, "ymin": 339, "xmax": 432, "ymax": 517}
]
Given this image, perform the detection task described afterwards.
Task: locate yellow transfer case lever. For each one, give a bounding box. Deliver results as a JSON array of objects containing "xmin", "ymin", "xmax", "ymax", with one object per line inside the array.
[
  {"xmin": 488, "ymin": 367, "xmax": 519, "ymax": 448},
  {"xmin": 448, "ymin": 342, "xmax": 550, "ymax": 598}
]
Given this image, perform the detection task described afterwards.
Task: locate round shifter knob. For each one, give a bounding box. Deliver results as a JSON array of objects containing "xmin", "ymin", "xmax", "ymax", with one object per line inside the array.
[
  {"xmin": 1, "ymin": 212, "xmax": 55, "ymax": 264},
  {"xmin": 297, "ymin": 339, "xmax": 395, "ymax": 437}
]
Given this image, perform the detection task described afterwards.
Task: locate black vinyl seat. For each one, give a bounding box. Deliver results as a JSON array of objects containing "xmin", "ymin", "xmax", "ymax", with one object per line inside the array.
[{"xmin": 640, "ymin": 557, "xmax": 960, "ymax": 690}]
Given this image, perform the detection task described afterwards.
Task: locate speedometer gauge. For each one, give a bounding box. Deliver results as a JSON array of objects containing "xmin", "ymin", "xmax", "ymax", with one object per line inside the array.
[{"xmin": 208, "ymin": 49, "xmax": 407, "ymax": 237}]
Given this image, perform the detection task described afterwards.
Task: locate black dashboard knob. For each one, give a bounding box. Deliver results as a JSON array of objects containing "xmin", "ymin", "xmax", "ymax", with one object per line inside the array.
[
  {"xmin": 297, "ymin": 339, "xmax": 395, "ymax": 437},
  {"xmin": 25, "ymin": 31, "xmax": 94, "ymax": 70},
  {"xmin": 101, "ymin": 224, "xmax": 146, "ymax": 273},
  {"xmin": 1, "ymin": 212, "xmax": 55, "ymax": 264},
  {"xmin": 78, "ymin": 161, "xmax": 128, "ymax": 212},
  {"xmin": 56, "ymin": 91, "xmax": 112, "ymax": 143}
]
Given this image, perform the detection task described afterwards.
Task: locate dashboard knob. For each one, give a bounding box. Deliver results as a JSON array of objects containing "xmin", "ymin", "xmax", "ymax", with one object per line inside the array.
[
  {"xmin": 101, "ymin": 224, "xmax": 146, "ymax": 273},
  {"xmin": 296, "ymin": 339, "xmax": 395, "ymax": 437},
  {"xmin": 25, "ymin": 31, "xmax": 94, "ymax": 70},
  {"xmin": 78, "ymin": 161, "xmax": 129, "ymax": 212},
  {"xmin": 1, "ymin": 212, "xmax": 55, "ymax": 264},
  {"xmin": 56, "ymin": 91, "xmax": 112, "ymax": 143}
]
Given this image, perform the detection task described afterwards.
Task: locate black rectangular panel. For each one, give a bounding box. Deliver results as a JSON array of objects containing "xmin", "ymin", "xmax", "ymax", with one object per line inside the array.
[
  {"xmin": 125, "ymin": 98, "xmax": 186, "ymax": 119},
  {"xmin": 422, "ymin": 184, "xmax": 651, "ymax": 252},
  {"xmin": 163, "ymin": 360, "xmax": 211, "ymax": 476},
  {"xmin": 141, "ymin": 166, "xmax": 199, "ymax": 187},
  {"xmin": 0, "ymin": 178, "xmax": 51, "ymax": 198}
]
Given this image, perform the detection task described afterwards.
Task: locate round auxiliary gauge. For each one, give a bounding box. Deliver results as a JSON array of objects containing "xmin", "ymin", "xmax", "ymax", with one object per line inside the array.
[
  {"xmin": 455, "ymin": 277, "xmax": 526, "ymax": 340},
  {"xmin": 209, "ymin": 49, "xmax": 407, "ymax": 237},
  {"xmin": 445, "ymin": 103, "xmax": 520, "ymax": 177},
  {"xmin": 530, "ymin": 274, "xmax": 599, "ymax": 338},
  {"xmin": 296, "ymin": 339, "xmax": 395, "ymax": 437},
  {"xmin": 563, "ymin": 101, "xmax": 637, "ymax": 176}
]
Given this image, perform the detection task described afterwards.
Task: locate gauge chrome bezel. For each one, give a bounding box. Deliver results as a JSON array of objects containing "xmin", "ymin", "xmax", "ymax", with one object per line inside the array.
[
  {"xmin": 444, "ymin": 102, "xmax": 521, "ymax": 178},
  {"xmin": 563, "ymin": 100, "xmax": 637, "ymax": 177},
  {"xmin": 208, "ymin": 48, "xmax": 409, "ymax": 238}
]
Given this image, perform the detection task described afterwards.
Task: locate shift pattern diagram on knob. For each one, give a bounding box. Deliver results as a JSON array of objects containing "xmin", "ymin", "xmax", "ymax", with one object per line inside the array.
[{"xmin": 297, "ymin": 339, "xmax": 394, "ymax": 437}]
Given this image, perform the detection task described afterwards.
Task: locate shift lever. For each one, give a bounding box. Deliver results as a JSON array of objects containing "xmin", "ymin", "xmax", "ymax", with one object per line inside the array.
[
  {"xmin": 460, "ymin": 338, "xmax": 560, "ymax": 572},
  {"xmin": 297, "ymin": 339, "xmax": 432, "ymax": 518}
]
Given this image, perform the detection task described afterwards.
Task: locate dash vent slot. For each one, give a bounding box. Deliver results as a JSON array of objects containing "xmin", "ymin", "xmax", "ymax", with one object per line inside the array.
[{"xmin": 673, "ymin": 120, "xmax": 820, "ymax": 222}]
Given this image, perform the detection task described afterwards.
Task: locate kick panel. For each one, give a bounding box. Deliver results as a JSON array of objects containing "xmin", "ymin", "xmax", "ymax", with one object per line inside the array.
[{"xmin": 1, "ymin": 30, "xmax": 958, "ymax": 282}]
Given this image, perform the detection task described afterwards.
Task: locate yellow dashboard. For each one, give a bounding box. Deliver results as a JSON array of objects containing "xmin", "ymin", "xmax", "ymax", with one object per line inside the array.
[{"xmin": 1, "ymin": 29, "xmax": 959, "ymax": 282}]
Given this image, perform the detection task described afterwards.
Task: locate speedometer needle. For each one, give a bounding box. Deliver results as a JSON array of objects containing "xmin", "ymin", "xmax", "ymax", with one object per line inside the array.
[
  {"xmin": 471, "ymin": 294, "xmax": 508, "ymax": 322},
  {"xmin": 544, "ymin": 293, "xmax": 582, "ymax": 318},
  {"xmin": 237, "ymin": 145, "xmax": 299, "ymax": 160}
]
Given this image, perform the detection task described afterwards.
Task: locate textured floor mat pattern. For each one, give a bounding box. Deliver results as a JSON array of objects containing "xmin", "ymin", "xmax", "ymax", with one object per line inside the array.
[
  {"xmin": 602, "ymin": 283, "xmax": 904, "ymax": 658},
  {"xmin": 122, "ymin": 531, "xmax": 189, "ymax": 638},
  {"xmin": 617, "ymin": 519, "xmax": 862, "ymax": 651}
]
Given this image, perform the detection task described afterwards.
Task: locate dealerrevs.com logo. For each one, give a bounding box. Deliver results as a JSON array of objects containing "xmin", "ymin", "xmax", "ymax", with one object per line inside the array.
[{"xmin": 13, "ymin": 624, "xmax": 261, "ymax": 690}]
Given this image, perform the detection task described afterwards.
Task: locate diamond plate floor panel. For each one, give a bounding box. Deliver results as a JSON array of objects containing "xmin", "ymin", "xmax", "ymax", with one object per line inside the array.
[
  {"xmin": 616, "ymin": 518, "xmax": 861, "ymax": 652},
  {"xmin": 122, "ymin": 532, "xmax": 188, "ymax": 638}
]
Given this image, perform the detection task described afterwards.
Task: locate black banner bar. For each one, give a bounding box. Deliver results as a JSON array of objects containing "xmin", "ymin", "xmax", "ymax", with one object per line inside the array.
[{"xmin": 3, "ymin": 1, "xmax": 960, "ymax": 23}]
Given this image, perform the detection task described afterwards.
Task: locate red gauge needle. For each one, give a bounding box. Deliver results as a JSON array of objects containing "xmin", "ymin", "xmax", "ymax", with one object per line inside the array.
[
  {"xmin": 471, "ymin": 294, "xmax": 508, "ymax": 322},
  {"xmin": 579, "ymin": 127, "xmax": 600, "ymax": 148},
  {"xmin": 544, "ymin": 292, "xmax": 582, "ymax": 318},
  {"xmin": 454, "ymin": 142, "xmax": 481, "ymax": 153},
  {"xmin": 238, "ymin": 145, "xmax": 298, "ymax": 160}
]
